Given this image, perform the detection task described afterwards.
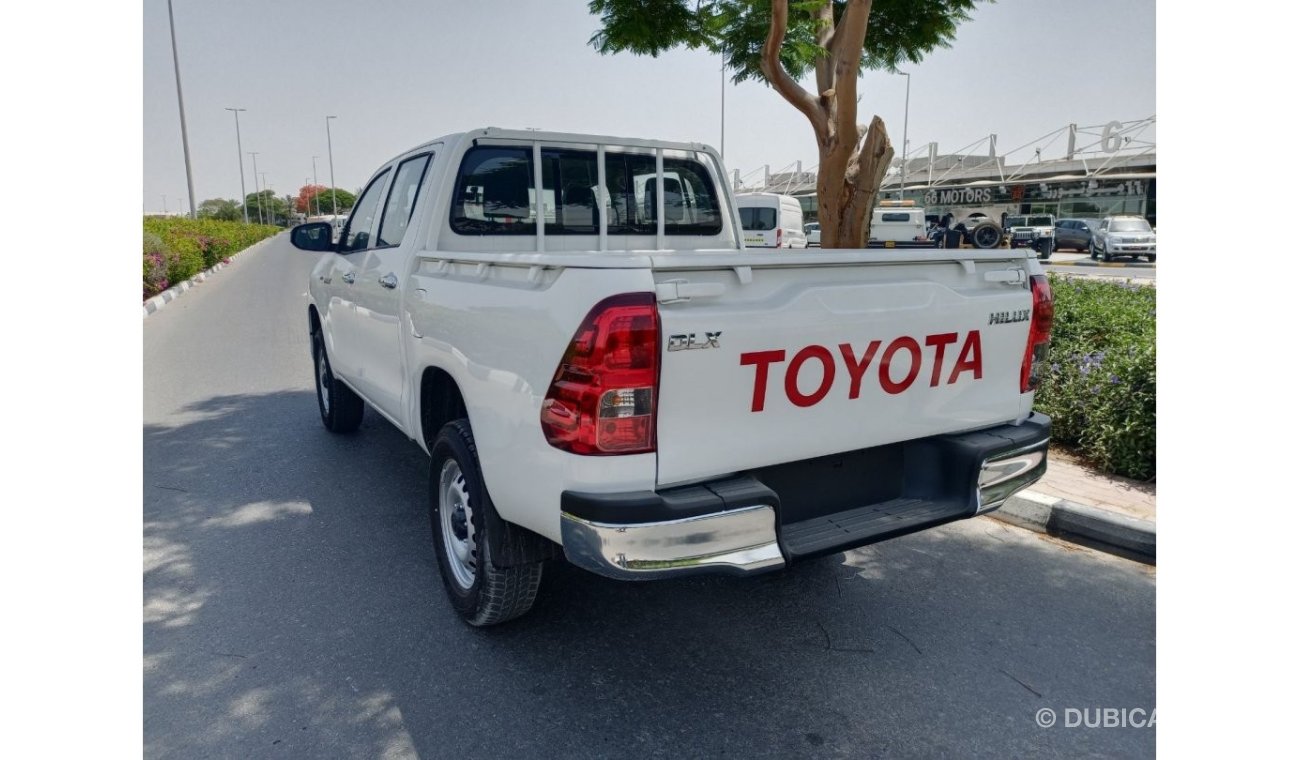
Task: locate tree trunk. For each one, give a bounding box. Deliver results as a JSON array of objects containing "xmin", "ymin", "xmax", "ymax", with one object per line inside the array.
[{"xmin": 761, "ymin": 0, "xmax": 894, "ymax": 250}]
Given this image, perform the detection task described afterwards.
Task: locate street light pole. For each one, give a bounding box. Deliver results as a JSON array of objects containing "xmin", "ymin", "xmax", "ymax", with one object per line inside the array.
[
  {"xmin": 325, "ymin": 116, "xmax": 339, "ymax": 216},
  {"xmin": 720, "ymin": 54, "xmax": 726, "ymax": 163},
  {"xmin": 166, "ymin": 0, "xmax": 197, "ymax": 219},
  {"xmin": 309, "ymin": 154, "xmax": 319, "ymax": 216},
  {"xmin": 897, "ymin": 71, "xmax": 911, "ymax": 201},
  {"xmin": 311, "ymin": 155, "xmax": 321, "ymax": 216},
  {"xmin": 225, "ymin": 107, "xmax": 249, "ymax": 223},
  {"xmin": 248, "ymin": 151, "xmax": 262, "ymax": 224}
]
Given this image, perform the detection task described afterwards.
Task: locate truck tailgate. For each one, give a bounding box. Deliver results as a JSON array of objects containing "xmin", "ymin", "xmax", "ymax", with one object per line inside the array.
[{"xmin": 652, "ymin": 253, "xmax": 1035, "ymax": 487}]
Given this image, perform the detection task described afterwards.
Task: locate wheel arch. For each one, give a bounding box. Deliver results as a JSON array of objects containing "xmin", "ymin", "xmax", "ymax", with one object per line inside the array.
[
  {"xmin": 420, "ymin": 365, "xmax": 561, "ymax": 569},
  {"xmin": 419, "ymin": 365, "xmax": 469, "ymax": 454}
]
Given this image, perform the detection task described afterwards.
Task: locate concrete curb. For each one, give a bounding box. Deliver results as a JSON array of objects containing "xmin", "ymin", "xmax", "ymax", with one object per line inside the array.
[
  {"xmin": 988, "ymin": 489, "xmax": 1156, "ymax": 565},
  {"xmin": 143, "ymin": 233, "xmax": 280, "ymax": 318},
  {"xmin": 1048, "ymin": 259, "xmax": 1155, "ymax": 269}
]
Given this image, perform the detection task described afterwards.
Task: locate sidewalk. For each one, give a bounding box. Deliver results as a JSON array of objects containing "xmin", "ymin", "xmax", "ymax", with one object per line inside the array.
[
  {"xmin": 989, "ymin": 447, "xmax": 1157, "ymax": 564},
  {"xmin": 1034, "ymin": 447, "xmax": 1155, "ymax": 523}
]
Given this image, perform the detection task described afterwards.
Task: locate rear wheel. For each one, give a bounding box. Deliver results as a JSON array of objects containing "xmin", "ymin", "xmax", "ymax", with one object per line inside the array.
[
  {"xmin": 430, "ymin": 420, "xmax": 543, "ymax": 627},
  {"xmin": 1146, "ymin": 254, "xmax": 1156, "ymax": 263},
  {"xmin": 312, "ymin": 329, "xmax": 364, "ymax": 433}
]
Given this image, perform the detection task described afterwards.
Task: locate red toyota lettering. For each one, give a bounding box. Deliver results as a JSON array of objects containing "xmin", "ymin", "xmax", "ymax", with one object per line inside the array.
[
  {"xmin": 948, "ymin": 330, "xmax": 983, "ymax": 384},
  {"xmin": 740, "ymin": 350, "xmax": 786, "ymax": 412},
  {"xmin": 925, "ymin": 332, "xmax": 959, "ymax": 387},
  {"xmin": 785, "ymin": 345, "xmax": 836, "ymax": 407},
  {"xmin": 838, "ymin": 340, "xmax": 881, "ymax": 400},
  {"xmin": 879, "ymin": 337, "xmax": 922, "ymax": 395}
]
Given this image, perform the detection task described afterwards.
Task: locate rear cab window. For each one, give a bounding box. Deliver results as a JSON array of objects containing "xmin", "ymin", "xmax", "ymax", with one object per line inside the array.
[{"xmin": 450, "ymin": 145, "xmax": 723, "ymax": 238}]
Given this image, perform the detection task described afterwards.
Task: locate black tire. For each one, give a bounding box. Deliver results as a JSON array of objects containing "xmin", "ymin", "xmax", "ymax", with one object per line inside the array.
[
  {"xmin": 430, "ymin": 420, "xmax": 543, "ymax": 627},
  {"xmin": 969, "ymin": 222, "xmax": 1002, "ymax": 249},
  {"xmin": 312, "ymin": 329, "xmax": 364, "ymax": 433},
  {"xmin": 1146, "ymin": 254, "xmax": 1156, "ymax": 263},
  {"xmin": 1101, "ymin": 241, "xmax": 1113, "ymax": 262}
]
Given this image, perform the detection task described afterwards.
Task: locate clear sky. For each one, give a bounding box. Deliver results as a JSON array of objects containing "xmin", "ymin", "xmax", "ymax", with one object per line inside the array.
[{"xmin": 143, "ymin": 0, "xmax": 1155, "ymax": 212}]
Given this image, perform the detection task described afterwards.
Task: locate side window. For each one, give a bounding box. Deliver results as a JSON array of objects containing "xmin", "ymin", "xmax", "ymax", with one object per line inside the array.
[
  {"xmin": 662, "ymin": 158, "xmax": 722, "ymax": 234},
  {"xmin": 450, "ymin": 147, "xmax": 535, "ymax": 235},
  {"xmin": 376, "ymin": 154, "xmax": 432, "ymax": 247},
  {"xmin": 541, "ymin": 149, "xmax": 599, "ymax": 235},
  {"xmin": 341, "ymin": 169, "xmax": 391, "ymax": 252},
  {"xmin": 606, "ymin": 154, "xmax": 723, "ymax": 235}
]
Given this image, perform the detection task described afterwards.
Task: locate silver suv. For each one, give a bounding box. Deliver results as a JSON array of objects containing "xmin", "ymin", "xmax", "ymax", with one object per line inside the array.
[{"xmin": 1090, "ymin": 216, "xmax": 1156, "ymax": 263}]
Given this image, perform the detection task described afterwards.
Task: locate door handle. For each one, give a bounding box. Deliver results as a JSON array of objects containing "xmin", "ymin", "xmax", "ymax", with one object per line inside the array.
[
  {"xmin": 341, "ymin": 272, "xmax": 355, "ymax": 284},
  {"xmin": 379, "ymin": 273, "xmax": 398, "ymax": 289}
]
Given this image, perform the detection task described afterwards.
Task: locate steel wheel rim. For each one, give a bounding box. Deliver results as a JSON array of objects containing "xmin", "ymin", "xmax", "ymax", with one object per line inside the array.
[
  {"xmin": 316, "ymin": 344, "xmax": 331, "ymax": 413},
  {"xmin": 439, "ymin": 459, "xmax": 477, "ymax": 589}
]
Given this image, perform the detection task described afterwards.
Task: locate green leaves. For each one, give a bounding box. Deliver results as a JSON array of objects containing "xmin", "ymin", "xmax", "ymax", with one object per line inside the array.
[{"xmin": 589, "ymin": 0, "xmax": 983, "ymax": 84}]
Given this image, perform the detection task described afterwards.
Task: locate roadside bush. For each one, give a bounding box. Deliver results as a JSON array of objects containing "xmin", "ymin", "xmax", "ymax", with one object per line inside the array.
[
  {"xmin": 142, "ymin": 231, "xmax": 177, "ymax": 299},
  {"xmin": 142, "ymin": 217, "xmax": 279, "ymax": 298},
  {"xmin": 1034, "ymin": 274, "xmax": 1156, "ymax": 480}
]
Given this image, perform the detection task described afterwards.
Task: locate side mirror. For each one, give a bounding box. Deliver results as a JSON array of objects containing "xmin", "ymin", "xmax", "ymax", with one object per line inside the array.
[{"xmin": 291, "ymin": 222, "xmax": 334, "ymax": 251}]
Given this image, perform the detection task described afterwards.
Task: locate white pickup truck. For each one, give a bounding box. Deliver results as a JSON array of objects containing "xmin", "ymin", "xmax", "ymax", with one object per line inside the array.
[{"xmin": 290, "ymin": 128, "xmax": 1054, "ymax": 626}]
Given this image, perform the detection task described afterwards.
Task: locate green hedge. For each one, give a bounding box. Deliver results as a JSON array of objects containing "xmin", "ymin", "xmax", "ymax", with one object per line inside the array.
[
  {"xmin": 1034, "ymin": 274, "xmax": 1156, "ymax": 480},
  {"xmin": 142, "ymin": 218, "xmax": 279, "ymax": 298}
]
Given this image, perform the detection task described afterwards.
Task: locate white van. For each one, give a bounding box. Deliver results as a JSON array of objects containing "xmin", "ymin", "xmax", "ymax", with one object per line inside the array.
[{"xmin": 736, "ymin": 192, "xmax": 808, "ymax": 249}]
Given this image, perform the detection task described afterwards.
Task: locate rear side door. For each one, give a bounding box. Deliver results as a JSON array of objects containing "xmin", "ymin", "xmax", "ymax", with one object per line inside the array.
[
  {"xmin": 652, "ymin": 254, "xmax": 1037, "ymax": 487},
  {"xmin": 349, "ymin": 152, "xmax": 434, "ymax": 422}
]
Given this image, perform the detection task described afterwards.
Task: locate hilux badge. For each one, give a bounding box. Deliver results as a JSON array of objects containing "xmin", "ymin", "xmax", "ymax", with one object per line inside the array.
[{"xmin": 667, "ymin": 332, "xmax": 722, "ymax": 351}]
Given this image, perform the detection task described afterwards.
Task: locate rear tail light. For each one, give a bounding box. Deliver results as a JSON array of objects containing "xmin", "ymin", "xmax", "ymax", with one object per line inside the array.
[
  {"xmin": 1020, "ymin": 274, "xmax": 1054, "ymax": 393},
  {"xmin": 776, "ymin": 227, "xmax": 783, "ymax": 247},
  {"xmin": 541, "ymin": 293, "xmax": 659, "ymax": 455}
]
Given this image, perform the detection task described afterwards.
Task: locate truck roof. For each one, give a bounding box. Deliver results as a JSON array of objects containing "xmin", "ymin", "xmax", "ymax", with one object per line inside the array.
[{"xmin": 390, "ymin": 127, "xmax": 718, "ymax": 166}]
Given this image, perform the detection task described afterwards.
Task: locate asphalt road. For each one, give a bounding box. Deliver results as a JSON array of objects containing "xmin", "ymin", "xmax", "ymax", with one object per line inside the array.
[
  {"xmin": 1041, "ymin": 250, "xmax": 1156, "ymax": 280},
  {"xmin": 144, "ymin": 235, "xmax": 1156, "ymax": 759}
]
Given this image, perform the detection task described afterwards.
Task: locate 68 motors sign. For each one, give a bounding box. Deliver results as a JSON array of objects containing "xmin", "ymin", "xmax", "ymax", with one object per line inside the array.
[{"xmin": 925, "ymin": 187, "xmax": 994, "ymax": 205}]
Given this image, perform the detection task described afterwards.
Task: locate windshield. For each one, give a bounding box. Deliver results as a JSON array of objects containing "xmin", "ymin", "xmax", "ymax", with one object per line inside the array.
[
  {"xmin": 1005, "ymin": 216, "xmax": 1027, "ymax": 226},
  {"xmin": 1111, "ymin": 219, "xmax": 1152, "ymax": 232},
  {"xmin": 739, "ymin": 207, "xmax": 777, "ymax": 231},
  {"xmin": 1028, "ymin": 216, "xmax": 1053, "ymax": 226}
]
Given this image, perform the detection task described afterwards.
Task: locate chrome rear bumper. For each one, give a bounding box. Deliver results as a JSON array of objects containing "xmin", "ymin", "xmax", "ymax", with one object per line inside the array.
[
  {"xmin": 561, "ymin": 506, "xmax": 785, "ymax": 581},
  {"xmin": 561, "ymin": 415, "xmax": 1051, "ymax": 580}
]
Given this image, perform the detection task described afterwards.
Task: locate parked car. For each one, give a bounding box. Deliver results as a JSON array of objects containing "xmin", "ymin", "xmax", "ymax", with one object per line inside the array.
[
  {"xmin": 1004, "ymin": 214, "xmax": 1056, "ymax": 258},
  {"xmin": 1054, "ymin": 218, "xmax": 1096, "ymax": 252},
  {"xmin": 736, "ymin": 192, "xmax": 808, "ymax": 248},
  {"xmin": 804, "ymin": 222, "xmax": 821, "ymax": 247},
  {"xmin": 289, "ymin": 127, "xmax": 1052, "ymax": 625},
  {"xmin": 1089, "ymin": 216, "xmax": 1156, "ymax": 262}
]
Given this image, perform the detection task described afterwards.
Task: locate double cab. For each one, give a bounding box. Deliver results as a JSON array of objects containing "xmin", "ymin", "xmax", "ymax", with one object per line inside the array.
[{"xmin": 290, "ymin": 128, "xmax": 1054, "ymax": 626}]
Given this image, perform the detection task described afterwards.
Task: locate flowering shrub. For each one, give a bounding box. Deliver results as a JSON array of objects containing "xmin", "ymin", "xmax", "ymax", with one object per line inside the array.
[
  {"xmin": 142, "ymin": 218, "xmax": 279, "ymax": 298},
  {"xmin": 1034, "ymin": 275, "xmax": 1156, "ymax": 480},
  {"xmin": 142, "ymin": 231, "xmax": 176, "ymax": 299}
]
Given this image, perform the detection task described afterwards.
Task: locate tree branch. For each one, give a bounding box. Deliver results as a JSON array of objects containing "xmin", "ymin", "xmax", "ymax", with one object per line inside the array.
[
  {"xmin": 830, "ymin": 0, "xmax": 872, "ymax": 145},
  {"xmin": 761, "ymin": 0, "xmax": 828, "ymax": 143},
  {"xmin": 812, "ymin": 1, "xmax": 836, "ymax": 96}
]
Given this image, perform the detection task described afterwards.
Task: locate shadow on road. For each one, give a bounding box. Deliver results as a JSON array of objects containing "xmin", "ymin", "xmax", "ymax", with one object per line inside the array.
[{"xmin": 144, "ymin": 391, "xmax": 1155, "ymax": 758}]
